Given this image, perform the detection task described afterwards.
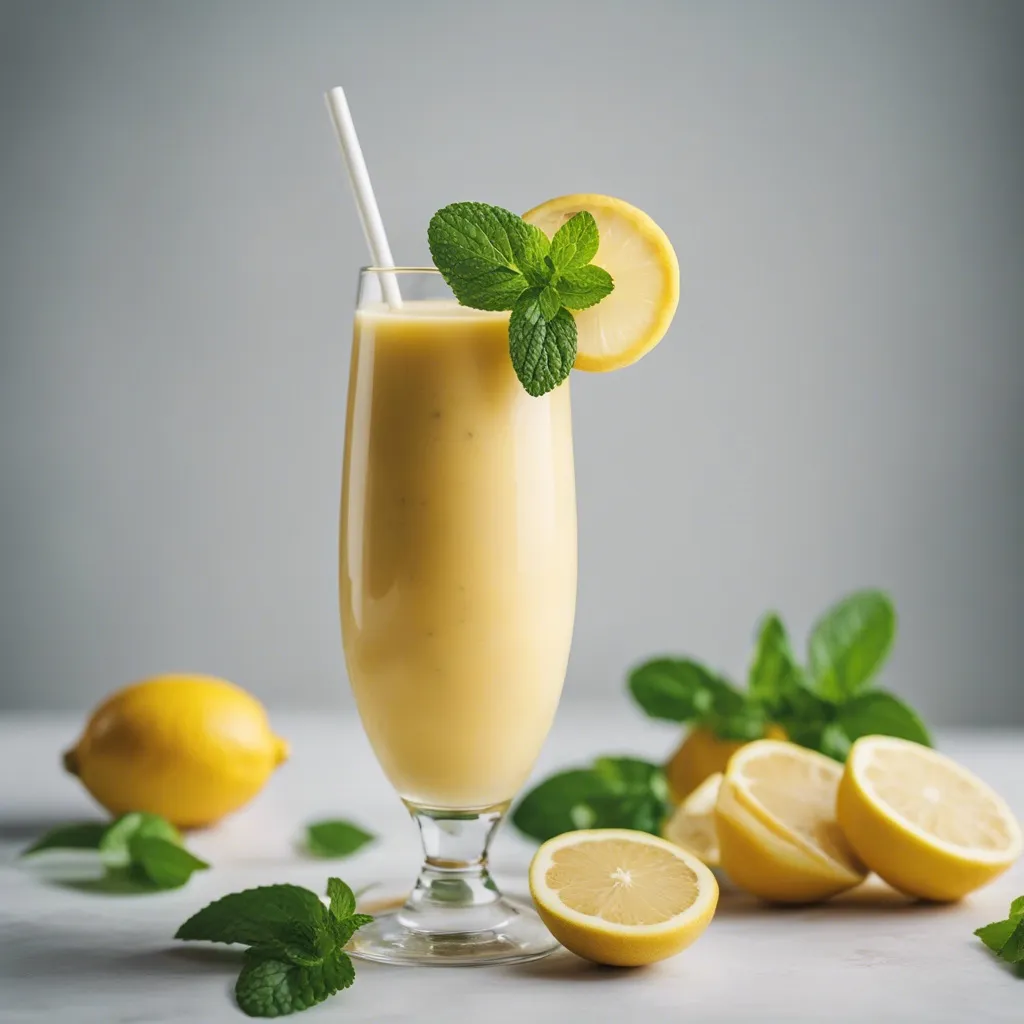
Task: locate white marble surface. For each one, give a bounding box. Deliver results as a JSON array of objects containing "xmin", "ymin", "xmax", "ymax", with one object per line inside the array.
[{"xmin": 1, "ymin": 707, "xmax": 1021, "ymax": 1023}]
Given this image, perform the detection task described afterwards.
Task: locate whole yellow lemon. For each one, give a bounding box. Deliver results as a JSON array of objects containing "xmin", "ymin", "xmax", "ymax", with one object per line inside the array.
[
  {"xmin": 664, "ymin": 724, "xmax": 787, "ymax": 803},
  {"xmin": 63, "ymin": 674, "xmax": 289, "ymax": 828}
]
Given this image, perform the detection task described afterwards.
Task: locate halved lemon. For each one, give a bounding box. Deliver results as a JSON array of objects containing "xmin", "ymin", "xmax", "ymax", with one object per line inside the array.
[
  {"xmin": 716, "ymin": 740, "xmax": 866, "ymax": 903},
  {"xmin": 523, "ymin": 194, "xmax": 679, "ymax": 372},
  {"xmin": 664, "ymin": 723, "xmax": 788, "ymax": 803},
  {"xmin": 663, "ymin": 772, "xmax": 722, "ymax": 866},
  {"xmin": 837, "ymin": 736, "xmax": 1022, "ymax": 901},
  {"xmin": 529, "ymin": 828, "xmax": 718, "ymax": 966}
]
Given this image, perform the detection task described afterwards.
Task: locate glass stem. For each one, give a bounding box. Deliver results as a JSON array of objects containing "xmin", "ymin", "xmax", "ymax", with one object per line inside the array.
[{"xmin": 397, "ymin": 803, "xmax": 509, "ymax": 932}]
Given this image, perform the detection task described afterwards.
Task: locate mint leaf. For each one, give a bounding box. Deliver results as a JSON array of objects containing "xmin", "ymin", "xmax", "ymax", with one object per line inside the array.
[
  {"xmin": 250, "ymin": 920, "xmax": 334, "ymax": 968},
  {"xmin": 512, "ymin": 769, "xmax": 612, "ymax": 841},
  {"xmin": 593, "ymin": 756, "xmax": 665, "ymax": 796},
  {"xmin": 175, "ymin": 884, "xmax": 328, "ymax": 946},
  {"xmin": 538, "ymin": 283, "xmax": 562, "ymax": 321},
  {"xmin": 306, "ymin": 821, "xmax": 375, "ymax": 860},
  {"xmin": 100, "ymin": 812, "xmax": 181, "ymax": 868},
  {"xmin": 512, "ymin": 758, "xmax": 669, "ymax": 842},
  {"xmin": 976, "ymin": 918, "xmax": 1018, "ymax": 954},
  {"xmin": 21, "ymin": 822, "xmax": 107, "ymax": 856},
  {"xmin": 548, "ymin": 211, "xmax": 600, "ymax": 272},
  {"xmin": 628, "ymin": 658, "xmax": 717, "ymax": 721},
  {"xmin": 427, "ymin": 202, "xmax": 534, "ymax": 311},
  {"xmin": 817, "ymin": 722, "xmax": 852, "ymax": 762},
  {"xmin": 704, "ymin": 700, "xmax": 769, "ymax": 742},
  {"xmin": 837, "ymin": 690, "xmax": 931, "ymax": 746},
  {"xmin": 508, "ymin": 290, "xmax": 577, "ymax": 397},
  {"xmin": 976, "ymin": 897, "xmax": 1024, "ymax": 967},
  {"xmin": 999, "ymin": 923, "xmax": 1024, "ymax": 964},
  {"xmin": 808, "ymin": 590, "xmax": 896, "ymax": 701},
  {"xmin": 234, "ymin": 947, "xmax": 355, "ymax": 1018},
  {"xmin": 328, "ymin": 913, "xmax": 374, "ymax": 950},
  {"xmin": 512, "ymin": 222, "xmax": 552, "ymax": 286},
  {"xmin": 129, "ymin": 835, "xmax": 208, "ymax": 890},
  {"xmin": 556, "ymin": 265, "xmax": 614, "ymax": 311},
  {"xmin": 748, "ymin": 614, "xmax": 802, "ymax": 710},
  {"xmin": 325, "ymin": 877, "xmax": 356, "ymax": 920}
]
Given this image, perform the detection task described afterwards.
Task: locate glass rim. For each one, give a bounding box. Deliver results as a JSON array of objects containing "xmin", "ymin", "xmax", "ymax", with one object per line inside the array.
[{"xmin": 360, "ymin": 266, "xmax": 440, "ymax": 275}]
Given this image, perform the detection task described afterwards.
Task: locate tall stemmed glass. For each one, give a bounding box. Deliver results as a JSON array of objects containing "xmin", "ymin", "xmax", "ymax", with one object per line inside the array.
[{"xmin": 340, "ymin": 268, "xmax": 577, "ymax": 965}]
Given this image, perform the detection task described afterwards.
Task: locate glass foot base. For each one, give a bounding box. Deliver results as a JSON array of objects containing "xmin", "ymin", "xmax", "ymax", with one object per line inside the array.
[{"xmin": 349, "ymin": 895, "xmax": 558, "ymax": 967}]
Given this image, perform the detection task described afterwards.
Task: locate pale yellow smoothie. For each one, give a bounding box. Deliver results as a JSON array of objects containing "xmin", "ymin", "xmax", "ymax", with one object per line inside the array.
[{"xmin": 340, "ymin": 300, "xmax": 577, "ymax": 810}]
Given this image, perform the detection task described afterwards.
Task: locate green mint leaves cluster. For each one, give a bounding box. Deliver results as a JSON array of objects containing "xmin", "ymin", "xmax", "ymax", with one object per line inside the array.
[
  {"xmin": 976, "ymin": 896, "xmax": 1024, "ymax": 972},
  {"xmin": 428, "ymin": 202, "xmax": 614, "ymax": 396},
  {"xmin": 513, "ymin": 589, "xmax": 931, "ymax": 844},
  {"xmin": 630, "ymin": 590, "xmax": 931, "ymax": 760},
  {"xmin": 21, "ymin": 812, "xmax": 208, "ymax": 890},
  {"xmin": 512, "ymin": 756, "xmax": 669, "ymax": 843},
  {"xmin": 175, "ymin": 878, "xmax": 372, "ymax": 1018}
]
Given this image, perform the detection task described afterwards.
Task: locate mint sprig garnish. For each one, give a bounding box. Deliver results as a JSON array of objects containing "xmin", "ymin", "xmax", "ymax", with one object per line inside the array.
[
  {"xmin": 305, "ymin": 819, "xmax": 375, "ymax": 859},
  {"xmin": 21, "ymin": 812, "xmax": 208, "ymax": 890},
  {"xmin": 176, "ymin": 878, "xmax": 373, "ymax": 1018},
  {"xmin": 976, "ymin": 896, "xmax": 1024, "ymax": 972},
  {"xmin": 428, "ymin": 201, "xmax": 614, "ymax": 396},
  {"xmin": 629, "ymin": 589, "xmax": 930, "ymax": 759}
]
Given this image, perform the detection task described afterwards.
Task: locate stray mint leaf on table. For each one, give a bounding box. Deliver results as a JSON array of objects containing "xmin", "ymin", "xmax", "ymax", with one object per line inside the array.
[
  {"xmin": 21, "ymin": 812, "xmax": 206, "ymax": 892},
  {"xmin": 129, "ymin": 835, "xmax": 208, "ymax": 890},
  {"xmin": 20, "ymin": 822, "xmax": 107, "ymax": 856},
  {"xmin": 306, "ymin": 820, "xmax": 375, "ymax": 859},
  {"xmin": 176, "ymin": 883, "xmax": 329, "ymax": 946},
  {"xmin": 976, "ymin": 896, "xmax": 1024, "ymax": 968},
  {"xmin": 235, "ymin": 947, "xmax": 356, "ymax": 1018},
  {"xmin": 326, "ymin": 876, "xmax": 357, "ymax": 919},
  {"xmin": 177, "ymin": 877, "xmax": 372, "ymax": 1018},
  {"xmin": 99, "ymin": 811, "xmax": 181, "ymax": 867}
]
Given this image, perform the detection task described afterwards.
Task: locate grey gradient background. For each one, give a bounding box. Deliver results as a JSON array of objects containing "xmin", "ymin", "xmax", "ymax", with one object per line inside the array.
[{"xmin": 1, "ymin": 0, "xmax": 1022, "ymax": 722}]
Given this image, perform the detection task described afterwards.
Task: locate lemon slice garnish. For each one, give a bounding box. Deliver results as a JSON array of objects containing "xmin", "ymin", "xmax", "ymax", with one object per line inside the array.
[{"xmin": 523, "ymin": 194, "xmax": 679, "ymax": 372}]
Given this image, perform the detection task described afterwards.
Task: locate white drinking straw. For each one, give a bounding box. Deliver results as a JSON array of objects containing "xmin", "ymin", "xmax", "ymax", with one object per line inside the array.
[{"xmin": 325, "ymin": 86, "xmax": 402, "ymax": 307}]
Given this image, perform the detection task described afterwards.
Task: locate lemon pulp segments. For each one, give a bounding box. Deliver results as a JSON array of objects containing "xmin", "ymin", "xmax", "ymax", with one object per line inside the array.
[
  {"xmin": 529, "ymin": 828, "xmax": 718, "ymax": 966},
  {"xmin": 663, "ymin": 771, "xmax": 722, "ymax": 865},
  {"xmin": 716, "ymin": 740, "xmax": 865, "ymax": 903},
  {"xmin": 837, "ymin": 736, "xmax": 1021, "ymax": 901},
  {"xmin": 545, "ymin": 836, "xmax": 700, "ymax": 925}
]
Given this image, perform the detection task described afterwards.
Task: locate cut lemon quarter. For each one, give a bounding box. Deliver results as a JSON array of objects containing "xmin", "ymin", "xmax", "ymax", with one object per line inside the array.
[
  {"xmin": 529, "ymin": 828, "xmax": 718, "ymax": 966},
  {"xmin": 663, "ymin": 772, "xmax": 722, "ymax": 866},
  {"xmin": 716, "ymin": 740, "xmax": 866, "ymax": 903},
  {"xmin": 523, "ymin": 194, "xmax": 679, "ymax": 372},
  {"xmin": 837, "ymin": 735, "xmax": 1022, "ymax": 901}
]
